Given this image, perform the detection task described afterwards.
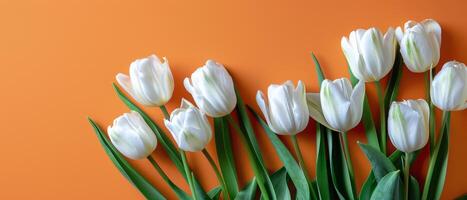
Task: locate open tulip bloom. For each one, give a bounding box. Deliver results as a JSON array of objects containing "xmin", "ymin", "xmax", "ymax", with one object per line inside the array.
[{"xmin": 89, "ymin": 18, "xmax": 465, "ymax": 200}]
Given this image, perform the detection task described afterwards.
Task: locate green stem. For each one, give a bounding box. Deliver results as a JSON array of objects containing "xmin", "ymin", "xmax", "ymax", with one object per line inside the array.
[
  {"xmin": 291, "ymin": 135, "xmax": 311, "ymax": 180},
  {"xmin": 147, "ymin": 155, "xmax": 174, "ymax": 186},
  {"xmin": 376, "ymin": 81, "xmax": 387, "ymax": 155},
  {"xmin": 340, "ymin": 132, "xmax": 356, "ymax": 198},
  {"xmin": 425, "ymin": 71, "xmax": 436, "ymax": 156},
  {"xmin": 202, "ymin": 149, "xmax": 229, "ymax": 200},
  {"xmin": 404, "ymin": 152, "xmax": 411, "ymax": 200},
  {"xmin": 160, "ymin": 105, "xmax": 170, "ymax": 120},
  {"xmin": 226, "ymin": 114, "xmax": 272, "ymax": 200},
  {"xmin": 180, "ymin": 150, "xmax": 197, "ymax": 200}
]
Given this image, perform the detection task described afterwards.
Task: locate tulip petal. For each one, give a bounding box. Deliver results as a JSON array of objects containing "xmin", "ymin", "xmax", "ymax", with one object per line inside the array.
[
  {"xmin": 349, "ymin": 80, "xmax": 365, "ymax": 129},
  {"xmin": 422, "ymin": 19, "xmax": 441, "ymax": 45}
]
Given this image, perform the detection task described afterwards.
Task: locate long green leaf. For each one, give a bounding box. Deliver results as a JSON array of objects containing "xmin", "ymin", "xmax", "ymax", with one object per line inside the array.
[
  {"xmin": 267, "ymin": 167, "xmax": 291, "ymax": 200},
  {"xmin": 359, "ymin": 172, "xmax": 377, "ymax": 200},
  {"xmin": 384, "ymin": 47, "xmax": 403, "ymax": 112},
  {"xmin": 235, "ymin": 178, "xmax": 258, "ymax": 200},
  {"xmin": 316, "ymin": 124, "xmax": 332, "ymax": 200},
  {"xmin": 88, "ymin": 118, "xmax": 166, "ymax": 200},
  {"xmin": 214, "ymin": 117, "xmax": 239, "ymax": 199},
  {"xmin": 249, "ymin": 107, "xmax": 310, "ymax": 200},
  {"xmin": 208, "ymin": 187, "xmax": 222, "ymax": 200},
  {"xmin": 422, "ymin": 112, "xmax": 451, "ymax": 200},
  {"xmin": 113, "ymin": 83, "xmax": 209, "ymax": 199},
  {"xmin": 327, "ymin": 130, "xmax": 354, "ymax": 200},
  {"xmin": 358, "ymin": 143, "xmax": 397, "ymax": 182},
  {"xmin": 409, "ymin": 176, "xmax": 420, "ymax": 200},
  {"xmin": 234, "ymin": 88, "xmax": 276, "ymax": 200},
  {"xmin": 370, "ymin": 171, "xmax": 401, "ymax": 200}
]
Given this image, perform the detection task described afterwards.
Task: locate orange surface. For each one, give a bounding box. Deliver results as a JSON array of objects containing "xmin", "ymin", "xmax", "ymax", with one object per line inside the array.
[{"xmin": 0, "ymin": 0, "xmax": 465, "ymax": 199}]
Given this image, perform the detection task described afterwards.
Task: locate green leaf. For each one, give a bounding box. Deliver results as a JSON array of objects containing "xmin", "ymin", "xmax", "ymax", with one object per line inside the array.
[
  {"xmin": 208, "ymin": 187, "xmax": 222, "ymax": 200},
  {"xmin": 359, "ymin": 172, "xmax": 377, "ymax": 200},
  {"xmin": 311, "ymin": 53, "xmax": 325, "ymax": 84},
  {"xmin": 214, "ymin": 117, "xmax": 239, "ymax": 199},
  {"xmin": 409, "ymin": 176, "xmax": 420, "ymax": 200},
  {"xmin": 235, "ymin": 178, "xmax": 258, "ymax": 200},
  {"xmin": 422, "ymin": 111, "xmax": 451, "ymax": 200},
  {"xmin": 249, "ymin": 107, "xmax": 310, "ymax": 200},
  {"xmin": 234, "ymin": 88, "xmax": 276, "ymax": 200},
  {"xmin": 327, "ymin": 130, "xmax": 355, "ymax": 200},
  {"xmin": 88, "ymin": 118, "xmax": 166, "ymax": 200},
  {"xmin": 316, "ymin": 124, "xmax": 332, "ymax": 200},
  {"xmin": 267, "ymin": 167, "xmax": 291, "ymax": 200},
  {"xmin": 370, "ymin": 170, "xmax": 401, "ymax": 200},
  {"xmin": 358, "ymin": 143, "xmax": 397, "ymax": 182},
  {"xmin": 113, "ymin": 83, "xmax": 209, "ymax": 199},
  {"xmin": 384, "ymin": 47, "xmax": 403, "ymax": 112},
  {"xmin": 349, "ymin": 69, "xmax": 380, "ymax": 150}
]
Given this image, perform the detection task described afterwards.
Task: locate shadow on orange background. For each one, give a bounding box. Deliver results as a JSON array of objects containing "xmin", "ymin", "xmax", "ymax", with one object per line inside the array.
[{"xmin": 0, "ymin": 0, "xmax": 465, "ymax": 199}]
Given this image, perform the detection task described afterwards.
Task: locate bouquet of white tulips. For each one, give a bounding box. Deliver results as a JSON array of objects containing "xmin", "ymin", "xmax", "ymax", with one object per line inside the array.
[{"xmin": 88, "ymin": 19, "xmax": 467, "ymax": 200}]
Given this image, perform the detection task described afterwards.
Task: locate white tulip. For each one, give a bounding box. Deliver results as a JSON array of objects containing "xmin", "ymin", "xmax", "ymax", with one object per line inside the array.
[
  {"xmin": 116, "ymin": 54, "xmax": 174, "ymax": 107},
  {"xmin": 108, "ymin": 111, "xmax": 157, "ymax": 160},
  {"xmin": 431, "ymin": 61, "xmax": 467, "ymax": 111},
  {"xmin": 164, "ymin": 99, "xmax": 212, "ymax": 152},
  {"xmin": 256, "ymin": 80, "xmax": 309, "ymax": 135},
  {"xmin": 184, "ymin": 60, "xmax": 237, "ymax": 117},
  {"xmin": 388, "ymin": 99, "xmax": 429, "ymax": 153},
  {"xmin": 341, "ymin": 27, "xmax": 397, "ymax": 82},
  {"xmin": 396, "ymin": 19, "xmax": 441, "ymax": 73},
  {"xmin": 306, "ymin": 78, "xmax": 365, "ymax": 132}
]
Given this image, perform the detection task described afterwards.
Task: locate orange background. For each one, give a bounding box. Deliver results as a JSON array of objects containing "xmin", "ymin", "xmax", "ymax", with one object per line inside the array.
[{"xmin": 0, "ymin": 0, "xmax": 465, "ymax": 199}]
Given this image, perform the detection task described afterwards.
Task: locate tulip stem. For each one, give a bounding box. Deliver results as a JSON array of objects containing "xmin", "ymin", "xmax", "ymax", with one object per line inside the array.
[
  {"xmin": 291, "ymin": 135, "xmax": 311, "ymax": 181},
  {"xmin": 403, "ymin": 152, "xmax": 411, "ymax": 200},
  {"xmin": 375, "ymin": 81, "xmax": 387, "ymax": 155},
  {"xmin": 147, "ymin": 155, "xmax": 178, "ymax": 190},
  {"xmin": 340, "ymin": 132, "xmax": 356, "ymax": 197},
  {"xmin": 202, "ymin": 149, "xmax": 229, "ymax": 200},
  {"xmin": 425, "ymin": 70, "xmax": 436, "ymax": 156},
  {"xmin": 180, "ymin": 150, "xmax": 198, "ymax": 200},
  {"xmin": 160, "ymin": 105, "xmax": 170, "ymax": 120}
]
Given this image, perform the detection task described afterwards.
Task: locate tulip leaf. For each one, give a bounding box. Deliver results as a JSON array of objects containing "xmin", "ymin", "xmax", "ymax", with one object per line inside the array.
[
  {"xmin": 409, "ymin": 176, "xmax": 420, "ymax": 200},
  {"xmin": 208, "ymin": 186, "xmax": 222, "ymax": 200},
  {"xmin": 358, "ymin": 142, "xmax": 397, "ymax": 182},
  {"xmin": 235, "ymin": 178, "xmax": 257, "ymax": 200},
  {"xmin": 359, "ymin": 171, "xmax": 377, "ymax": 200},
  {"xmin": 214, "ymin": 117, "xmax": 239, "ymax": 199},
  {"xmin": 327, "ymin": 130, "xmax": 355, "ymax": 200},
  {"xmin": 234, "ymin": 88, "xmax": 276, "ymax": 200},
  {"xmin": 113, "ymin": 83, "xmax": 210, "ymax": 199},
  {"xmin": 311, "ymin": 53, "xmax": 325, "ymax": 84},
  {"xmin": 264, "ymin": 167, "xmax": 291, "ymax": 200},
  {"xmin": 422, "ymin": 111, "xmax": 451, "ymax": 200},
  {"xmin": 384, "ymin": 47, "xmax": 403, "ymax": 114},
  {"xmin": 349, "ymin": 70, "xmax": 380, "ymax": 150},
  {"xmin": 316, "ymin": 123, "xmax": 332, "ymax": 200},
  {"xmin": 88, "ymin": 118, "xmax": 166, "ymax": 200},
  {"xmin": 249, "ymin": 106, "xmax": 310, "ymax": 200},
  {"xmin": 370, "ymin": 170, "xmax": 401, "ymax": 200}
]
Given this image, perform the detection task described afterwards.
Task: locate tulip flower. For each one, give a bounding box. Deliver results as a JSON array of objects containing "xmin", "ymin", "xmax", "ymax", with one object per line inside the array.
[
  {"xmin": 431, "ymin": 61, "xmax": 467, "ymax": 111},
  {"xmin": 184, "ymin": 60, "xmax": 237, "ymax": 117},
  {"xmin": 108, "ymin": 111, "xmax": 157, "ymax": 160},
  {"xmin": 396, "ymin": 19, "xmax": 441, "ymax": 73},
  {"xmin": 307, "ymin": 78, "xmax": 365, "ymax": 133},
  {"xmin": 116, "ymin": 54, "xmax": 174, "ymax": 107},
  {"xmin": 164, "ymin": 99, "xmax": 212, "ymax": 152},
  {"xmin": 341, "ymin": 27, "xmax": 397, "ymax": 82},
  {"xmin": 256, "ymin": 80, "xmax": 309, "ymax": 135},
  {"xmin": 388, "ymin": 99, "xmax": 429, "ymax": 153}
]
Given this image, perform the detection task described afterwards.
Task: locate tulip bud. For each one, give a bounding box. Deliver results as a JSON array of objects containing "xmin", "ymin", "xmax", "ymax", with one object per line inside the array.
[
  {"xmin": 306, "ymin": 78, "xmax": 365, "ymax": 132},
  {"xmin": 341, "ymin": 27, "xmax": 397, "ymax": 82},
  {"xmin": 256, "ymin": 80, "xmax": 309, "ymax": 135},
  {"xmin": 164, "ymin": 99, "xmax": 212, "ymax": 152},
  {"xmin": 396, "ymin": 19, "xmax": 441, "ymax": 73},
  {"xmin": 108, "ymin": 111, "xmax": 157, "ymax": 160},
  {"xmin": 184, "ymin": 60, "xmax": 237, "ymax": 117},
  {"xmin": 388, "ymin": 99, "xmax": 429, "ymax": 153},
  {"xmin": 431, "ymin": 61, "xmax": 467, "ymax": 111},
  {"xmin": 116, "ymin": 54, "xmax": 174, "ymax": 107}
]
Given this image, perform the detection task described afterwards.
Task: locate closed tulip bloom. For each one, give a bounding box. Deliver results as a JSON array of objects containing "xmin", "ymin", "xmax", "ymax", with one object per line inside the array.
[
  {"xmin": 184, "ymin": 60, "xmax": 237, "ymax": 117},
  {"xmin": 306, "ymin": 78, "xmax": 365, "ymax": 132},
  {"xmin": 431, "ymin": 61, "xmax": 467, "ymax": 111},
  {"xmin": 341, "ymin": 27, "xmax": 397, "ymax": 82},
  {"xmin": 164, "ymin": 99, "xmax": 212, "ymax": 152},
  {"xmin": 256, "ymin": 80, "xmax": 309, "ymax": 135},
  {"xmin": 108, "ymin": 111, "xmax": 157, "ymax": 160},
  {"xmin": 388, "ymin": 99, "xmax": 429, "ymax": 153},
  {"xmin": 396, "ymin": 19, "xmax": 441, "ymax": 73},
  {"xmin": 116, "ymin": 54, "xmax": 174, "ymax": 107}
]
